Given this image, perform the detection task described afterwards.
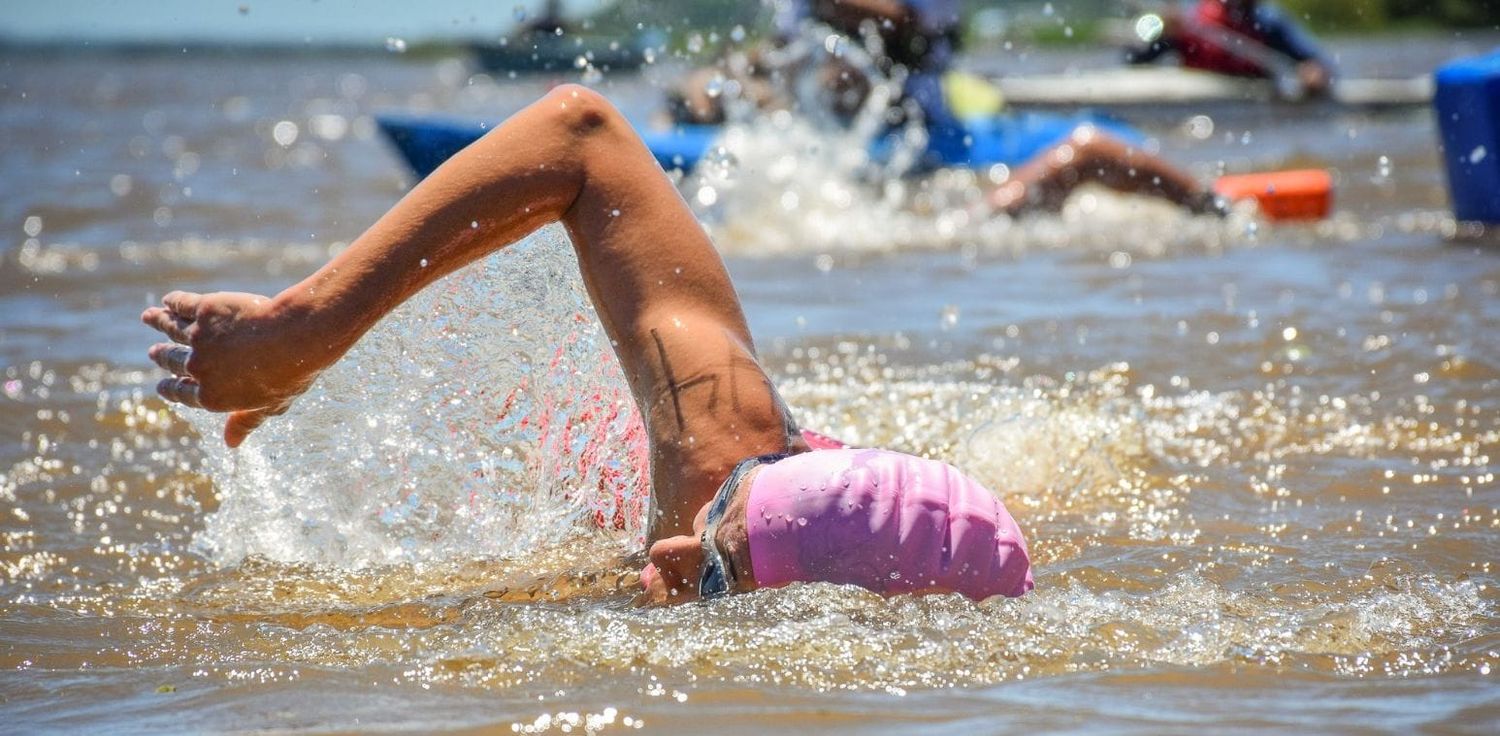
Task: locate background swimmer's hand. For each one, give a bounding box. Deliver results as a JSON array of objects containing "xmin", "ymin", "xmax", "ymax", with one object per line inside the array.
[{"xmin": 142, "ymin": 290, "xmax": 324, "ymax": 447}]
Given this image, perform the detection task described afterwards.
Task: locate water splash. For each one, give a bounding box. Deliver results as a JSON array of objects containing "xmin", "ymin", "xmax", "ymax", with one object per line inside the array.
[
  {"xmin": 183, "ymin": 227, "xmax": 649, "ymax": 569},
  {"xmin": 666, "ymin": 24, "xmax": 1257, "ymax": 259}
]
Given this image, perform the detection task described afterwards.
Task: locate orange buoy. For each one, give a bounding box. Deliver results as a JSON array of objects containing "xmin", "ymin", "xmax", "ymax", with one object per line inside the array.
[{"xmin": 1213, "ymin": 169, "xmax": 1333, "ymax": 221}]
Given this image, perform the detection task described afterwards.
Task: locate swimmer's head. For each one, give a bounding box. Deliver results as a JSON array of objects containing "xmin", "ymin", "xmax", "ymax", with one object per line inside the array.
[
  {"xmin": 746, "ymin": 449, "xmax": 1033, "ymax": 600},
  {"xmin": 640, "ymin": 448, "xmax": 1033, "ymax": 604},
  {"xmin": 639, "ymin": 471, "xmax": 760, "ymax": 604}
]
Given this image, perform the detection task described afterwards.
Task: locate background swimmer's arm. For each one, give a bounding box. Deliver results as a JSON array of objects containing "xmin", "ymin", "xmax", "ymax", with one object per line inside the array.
[
  {"xmin": 144, "ymin": 85, "xmax": 766, "ymax": 460},
  {"xmin": 1254, "ymin": 4, "xmax": 1333, "ymax": 94}
]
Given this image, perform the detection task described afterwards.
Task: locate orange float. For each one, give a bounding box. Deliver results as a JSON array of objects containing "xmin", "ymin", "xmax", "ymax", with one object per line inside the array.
[{"xmin": 1214, "ymin": 169, "xmax": 1333, "ymax": 221}]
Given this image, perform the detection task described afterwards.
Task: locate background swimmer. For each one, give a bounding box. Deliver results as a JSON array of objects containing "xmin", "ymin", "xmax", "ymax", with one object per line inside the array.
[
  {"xmin": 142, "ymin": 85, "xmax": 1031, "ymax": 605},
  {"xmin": 669, "ymin": 0, "xmax": 1228, "ymax": 217}
]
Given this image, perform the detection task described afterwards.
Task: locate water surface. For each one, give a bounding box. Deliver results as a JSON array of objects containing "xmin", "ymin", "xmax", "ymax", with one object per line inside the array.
[{"xmin": 1, "ymin": 36, "xmax": 1497, "ymax": 734}]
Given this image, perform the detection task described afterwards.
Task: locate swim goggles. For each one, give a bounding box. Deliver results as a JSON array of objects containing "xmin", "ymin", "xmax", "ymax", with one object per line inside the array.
[{"xmin": 698, "ymin": 453, "xmax": 786, "ymax": 599}]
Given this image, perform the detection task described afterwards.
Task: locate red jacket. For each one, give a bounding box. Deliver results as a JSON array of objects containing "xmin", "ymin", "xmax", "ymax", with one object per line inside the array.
[{"xmin": 1173, "ymin": 1, "xmax": 1326, "ymax": 78}]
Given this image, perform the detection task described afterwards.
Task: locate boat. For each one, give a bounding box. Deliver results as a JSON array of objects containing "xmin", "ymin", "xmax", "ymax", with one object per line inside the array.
[
  {"xmin": 468, "ymin": 0, "xmax": 653, "ymax": 74},
  {"xmin": 984, "ymin": 13, "xmax": 1433, "ymax": 114},
  {"xmin": 469, "ymin": 31, "xmax": 653, "ymax": 74},
  {"xmin": 375, "ymin": 111, "xmax": 1146, "ymax": 180},
  {"xmin": 991, "ymin": 66, "xmax": 1433, "ymax": 112}
]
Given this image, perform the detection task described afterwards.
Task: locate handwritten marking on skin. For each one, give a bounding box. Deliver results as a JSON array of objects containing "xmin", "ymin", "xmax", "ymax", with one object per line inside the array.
[{"xmin": 651, "ymin": 328, "xmax": 717, "ymax": 431}]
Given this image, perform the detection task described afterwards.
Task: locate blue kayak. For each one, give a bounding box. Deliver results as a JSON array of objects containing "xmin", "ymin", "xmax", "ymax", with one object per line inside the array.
[{"xmin": 375, "ymin": 112, "xmax": 1145, "ymax": 179}]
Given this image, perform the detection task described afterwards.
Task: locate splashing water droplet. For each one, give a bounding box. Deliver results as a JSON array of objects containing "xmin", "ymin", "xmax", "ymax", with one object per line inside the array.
[
  {"xmin": 702, "ymin": 145, "xmax": 737, "ymax": 174},
  {"xmin": 384, "ymin": 37, "xmax": 407, "ymax": 54},
  {"xmin": 940, "ymin": 305, "xmax": 960, "ymax": 331},
  {"xmin": 1185, "ymin": 115, "xmax": 1214, "ymax": 140},
  {"xmin": 271, "ymin": 121, "xmax": 298, "ymax": 147}
]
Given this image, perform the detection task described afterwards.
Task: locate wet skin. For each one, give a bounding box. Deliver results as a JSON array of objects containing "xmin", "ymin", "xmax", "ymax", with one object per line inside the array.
[
  {"xmin": 992, "ymin": 126, "xmax": 1213, "ymax": 215},
  {"xmin": 640, "ymin": 465, "xmax": 767, "ymax": 605},
  {"xmin": 142, "ymin": 87, "xmax": 803, "ymax": 582}
]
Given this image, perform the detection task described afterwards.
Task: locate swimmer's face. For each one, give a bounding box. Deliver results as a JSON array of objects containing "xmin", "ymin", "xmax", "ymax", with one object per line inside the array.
[{"xmin": 640, "ymin": 468, "xmax": 761, "ymax": 605}]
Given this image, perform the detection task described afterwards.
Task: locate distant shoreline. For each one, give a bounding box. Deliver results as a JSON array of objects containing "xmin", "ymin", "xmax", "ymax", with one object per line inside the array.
[
  {"xmin": 4, "ymin": 26, "xmax": 1487, "ymax": 57},
  {"xmin": 0, "ymin": 36, "xmax": 477, "ymax": 59}
]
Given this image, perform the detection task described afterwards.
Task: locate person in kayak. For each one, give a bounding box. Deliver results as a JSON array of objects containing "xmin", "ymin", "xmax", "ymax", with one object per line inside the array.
[
  {"xmin": 142, "ymin": 85, "xmax": 1034, "ymax": 605},
  {"xmin": 1126, "ymin": 0, "xmax": 1334, "ymax": 96}
]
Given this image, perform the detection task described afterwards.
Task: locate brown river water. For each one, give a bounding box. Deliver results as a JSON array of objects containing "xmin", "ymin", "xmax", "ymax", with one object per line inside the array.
[{"xmin": 1, "ymin": 34, "xmax": 1497, "ymax": 734}]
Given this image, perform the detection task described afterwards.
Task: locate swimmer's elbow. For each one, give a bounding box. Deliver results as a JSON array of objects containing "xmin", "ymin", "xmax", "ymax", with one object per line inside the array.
[{"xmin": 540, "ymin": 84, "xmax": 623, "ymax": 137}]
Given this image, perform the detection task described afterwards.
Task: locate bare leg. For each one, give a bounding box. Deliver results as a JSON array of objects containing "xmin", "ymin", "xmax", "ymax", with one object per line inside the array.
[
  {"xmin": 990, "ymin": 126, "xmax": 1216, "ymax": 215},
  {"xmin": 143, "ymin": 85, "xmax": 800, "ymax": 539}
]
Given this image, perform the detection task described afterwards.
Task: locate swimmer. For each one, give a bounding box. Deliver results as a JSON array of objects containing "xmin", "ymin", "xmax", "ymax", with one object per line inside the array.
[
  {"xmin": 671, "ymin": 1, "xmax": 963, "ymax": 154},
  {"xmin": 141, "ymin": 86, "xmax": 1033, "ymax": 605},
  {"xmin": 672, "ymin": 0, "xmax": 1223, "ymax": 217},
  {"xmin": 988, "ymin": 124, "xmax": 1226, "ymax": 216}
]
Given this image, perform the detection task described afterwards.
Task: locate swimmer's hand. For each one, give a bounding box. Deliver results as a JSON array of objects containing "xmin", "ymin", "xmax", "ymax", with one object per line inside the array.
[{"xmin": 142, "ymin": 290, "xmax": 325, "ymax": 447}]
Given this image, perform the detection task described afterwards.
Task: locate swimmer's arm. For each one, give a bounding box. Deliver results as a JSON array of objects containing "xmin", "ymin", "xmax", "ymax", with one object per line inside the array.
[
  {"xmin": 144, "ymin": 85, "xmax": 752, "ymax": 448},
  {"xmin": 145, "ymin": 88, "xmax": 594, "ymax": 444},
  {"xmin": 1253, "ymin": 4, "xmax": 1332, "ymax": 93},
  {"xmin": 282, "ymin": 84, "xmax": 750, "ymax": 398}
]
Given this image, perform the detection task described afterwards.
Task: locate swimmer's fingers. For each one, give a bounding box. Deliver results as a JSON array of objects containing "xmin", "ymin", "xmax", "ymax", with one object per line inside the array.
[
  {"xmin": 224, "ymin": 404, "xmax": 290, "ymax": 448},
  {"xmin": 143, "ymin": 291, "xmax": 205, "ymax": 342},
  {"xmin": 161, "ymin": 290, "xmax": 203, "ymax": 318},
  {"xmin": 141, "ymin": 306, "xmax": 193, "ymax": 344},
  {"xmin": 156, "ymin": 377, "xmax": 204, "ymax": 409},
  {"xmin": 148, "ymin": 343, "xmax": 194, "ymax": 376}
]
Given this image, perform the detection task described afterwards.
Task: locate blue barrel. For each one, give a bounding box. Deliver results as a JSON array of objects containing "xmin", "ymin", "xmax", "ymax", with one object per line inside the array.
[{"xmin": 1434, "ymin": 50, "xmax": 1500, "ymax": 223}]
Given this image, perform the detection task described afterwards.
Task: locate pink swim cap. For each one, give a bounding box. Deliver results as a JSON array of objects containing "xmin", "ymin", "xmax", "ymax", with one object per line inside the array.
[{"xmin": 746, "ymin": 449, "xmax": 1033, "ymax": 600}]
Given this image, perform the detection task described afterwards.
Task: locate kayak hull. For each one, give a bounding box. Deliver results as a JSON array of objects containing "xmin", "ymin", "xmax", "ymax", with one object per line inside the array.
[{"xmin": 376, "ymin": 112, "xmax": 1146, "ymax": 179}]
